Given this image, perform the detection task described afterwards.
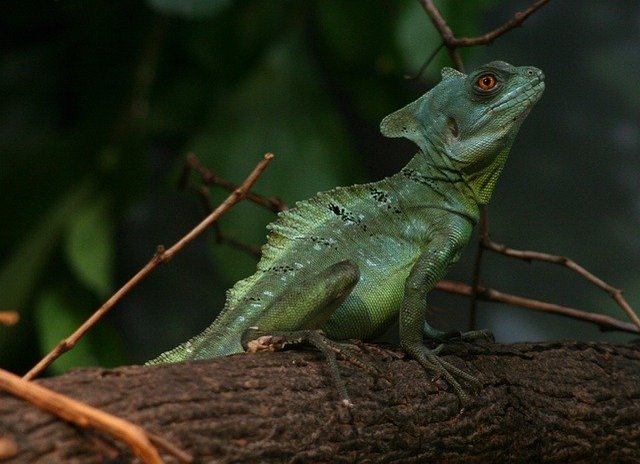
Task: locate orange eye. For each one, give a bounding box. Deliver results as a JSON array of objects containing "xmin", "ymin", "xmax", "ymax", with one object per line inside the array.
[{"xmin": 477, "ymin": 74, "xmax": 497, "ymax": 91}]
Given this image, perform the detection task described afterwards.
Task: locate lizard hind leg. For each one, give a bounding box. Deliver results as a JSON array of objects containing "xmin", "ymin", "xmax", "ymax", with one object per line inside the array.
[
  {"xmin": 240, "ymin": 260, "xmax": 361, "ymax": 407},
  {"xmin": 242, "ymin": 328, "xmax": 355, "ymax": 407}
]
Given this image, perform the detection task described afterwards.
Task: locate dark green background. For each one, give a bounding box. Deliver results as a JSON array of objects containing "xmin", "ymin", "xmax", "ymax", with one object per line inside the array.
[{"xmin": 2, "ymin": 0, "xmax": 639, "ymax": 375}]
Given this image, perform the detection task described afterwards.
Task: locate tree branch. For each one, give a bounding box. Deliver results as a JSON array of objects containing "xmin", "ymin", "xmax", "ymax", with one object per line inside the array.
[
  {"xmin": 419, "ymin": 0, "xmax": 551, "ymax": 49},
  {"xmin": 413, "ymin": 0, "xmax": 640, "ymax": 333},
  {"xmin": 181, "ymin": 152, "xmax": 287, "ymax": 213},
  {"xmin": 3, "ymin": 341, "xmax": 640, "ymax": 463}
]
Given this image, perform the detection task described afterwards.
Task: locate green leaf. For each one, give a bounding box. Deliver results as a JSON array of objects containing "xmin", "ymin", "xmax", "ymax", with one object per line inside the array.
[
  {"xmin": 65, "ymin": 196, "xmax": 114, "ymax": 298},
  {"xmin": 146, "ymin": 0, "xmax": 231, "ymax": 19},
  {"xmin": 34, "ymin": 290, "xmax": 98, "ymax": 374},
  {"xmin": 0, "ymin": 180, "xmax": 92, "ymax": 311}
]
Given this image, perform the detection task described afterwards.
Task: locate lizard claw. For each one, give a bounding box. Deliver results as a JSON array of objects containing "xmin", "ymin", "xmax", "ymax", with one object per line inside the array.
[{"xmin": 405, "ymin": 344, "xmax": 481, "ymax": 406}]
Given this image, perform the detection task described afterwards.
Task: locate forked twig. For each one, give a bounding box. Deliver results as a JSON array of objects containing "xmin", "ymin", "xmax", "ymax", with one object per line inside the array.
[
  {"xmin": 0, "ymin": 368, "xmax": 191, "ymax": 463},
  {"xmin": 181, "ymin": 152, "xmax": 287, "ymax": 213},
  {"xmin": 24, "ymin": 153, "xmax": 275, "ymax": 380},
  {"xmin": 418, "ymin": 0, "xmax": 550, "ymax": 71}
]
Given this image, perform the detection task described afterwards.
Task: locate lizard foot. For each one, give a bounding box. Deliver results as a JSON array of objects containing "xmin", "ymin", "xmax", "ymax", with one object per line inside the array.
[
  {"xmin": 242, "ymin": 327, "xmax": 354, "ymax": 408},
  {"xmin": 325, "ymin": 339, "xmax": 384, "ymax": 377},
  {"xmin": 404, "ymin": 343, "xmax": 481, "ymax": 406}
]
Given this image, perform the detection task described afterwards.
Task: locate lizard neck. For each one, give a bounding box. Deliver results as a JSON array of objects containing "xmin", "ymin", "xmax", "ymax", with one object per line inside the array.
[
  {"xmin": 459, "ymin": 143, "xmax": 512, "ymax": 206},
  {"xmin": 396, "ymin": 146, "xmax": 481, "ymax": 224},
  {"xmin": 411, "ymin": 133, "xmax": 514, "ymax": 208}
]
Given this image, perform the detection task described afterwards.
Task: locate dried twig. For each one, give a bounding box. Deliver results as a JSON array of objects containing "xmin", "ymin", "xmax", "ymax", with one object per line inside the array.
[
  {"xmin": 0, "ymin": 368, "xmax": 191, "ymax": 464},
  {"xmin": 416, "ymin": 0, "xmax": 553, "ymax": 326},
  {"xmin": 187, "ymin": 181, "xmax": 262, "ymax": 258},
  {"xmin": 24, "ymin": 153, "xmax": 275, "ymax": 380},
  {"xmin": 418, "ymin": 0, "xmax": 550, "ymax": 71},
  {"xmin": 437, "ymin": 280, "xmax": 638, "ymax": 334},
  {"xmin": 0, "ymin": 311, "xmax": 19, "ymax": 326},
  {"xmin": 482, "ymin": 240, "xmax": 640, "ymax": 331},
  {"xmin": 182, "ymin": 152, "xmax": 287, "ymax": 213}
]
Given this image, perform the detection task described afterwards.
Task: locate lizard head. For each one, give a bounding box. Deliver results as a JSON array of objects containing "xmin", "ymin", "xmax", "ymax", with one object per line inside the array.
[{"xmin": 380, "ymin": 61, "xmax": 545, "ymax": 204}]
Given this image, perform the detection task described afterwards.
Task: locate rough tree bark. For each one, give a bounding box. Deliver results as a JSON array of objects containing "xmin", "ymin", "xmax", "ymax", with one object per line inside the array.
[{"xmin": 1, "ymin": 341, "xmax": 639, "ymax": 463}]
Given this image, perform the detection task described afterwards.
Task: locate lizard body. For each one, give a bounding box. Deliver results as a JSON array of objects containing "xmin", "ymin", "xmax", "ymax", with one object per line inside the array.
[{"xmin": 149, "ymin": 61, "xmax": 544, "ymax": 401}]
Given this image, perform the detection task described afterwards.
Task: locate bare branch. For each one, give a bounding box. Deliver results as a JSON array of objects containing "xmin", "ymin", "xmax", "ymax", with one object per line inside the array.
[
  {"xmin": 453, "ymin": 0, "xmax": 551, "ymax": 46},
  {"xmin": 482, "ymin": 240, "xmax": 640, "ymax": 331},
  {"xmin": 404, "ymin": 42, "xmax": 445, "ymax": 80},
  {"xmin": 183, "ymin": 152, "xmax": 287, "ymax": 213},
  {"xmin": 187, "ymin": 183, "xmax": 262, "ymax": 258},
  {"xmin": 411, "ymin": 0, "xmax": 640, "ymax": 335},
  {"xmin": 437, "ymin": 279, "xmax": 638, "ymax": 334},
  {"xmin": 23, "ymin": 154, "xmax": 275, "ymax": 380},
  {"xmin": 468, "ymin": 208, "xmax": 490, "ymax": 329},
  {"xmin": 418, "ymin": 0, "xmax": 550, "ymax": 49}
]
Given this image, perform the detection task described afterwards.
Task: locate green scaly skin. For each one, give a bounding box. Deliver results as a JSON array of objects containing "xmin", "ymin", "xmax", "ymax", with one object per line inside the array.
[{"xmin": 148, "ymin": 61, "xmax": 545, "ymax": 405}]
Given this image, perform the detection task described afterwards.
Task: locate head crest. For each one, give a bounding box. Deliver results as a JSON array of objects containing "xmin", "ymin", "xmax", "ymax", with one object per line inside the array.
[
  {"xmin": 440, "ymin": 67, "xmax": 465, "ymax": 80},
  {"xmin": 379, "ymin": 95, "xmax": 429, "ymax": 150}
]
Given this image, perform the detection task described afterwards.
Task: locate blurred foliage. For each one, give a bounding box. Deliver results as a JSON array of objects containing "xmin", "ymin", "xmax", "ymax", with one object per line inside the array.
[{"xmin": 1, "ymin": 0, "xmax": 638, "ymax": 375}]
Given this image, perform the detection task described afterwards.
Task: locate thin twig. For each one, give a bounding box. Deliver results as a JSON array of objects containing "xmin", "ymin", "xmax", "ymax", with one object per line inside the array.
[
  {"xmin": 0, "ymin": 311, "xmax": 19, "ymax": 326},
  {"xmin": 418, "ymin": 0, "xmax": 550, "ymax": 48},
  {"xmin": 148, "ymin": 432, "xmax": 193, "ymax": 464},
  {"xmin": 417, "ymin": 0, "xmax": 551, "ymax": 75},
  {"xmin": 437, "ymin": 280, "xmax": 638, "ymax": 334},
  {"xmin": 451, "ymin": 0, "xmax": 551, "ymax": 47},
  {"xmin": 418, "ymin": 0, "xmax": 464, "ymax": 70},
  {"xmin": 24, "ymin": 153, "xmax": 275, "ymax": 380},
  {"xmin": 468, "ymin": 208, "xmax": 489, "ymax": 330},
  {"xmin": 0, "ymin": 368, "xmax": 186, "ymax": 464},
  {"xmin": 415, "ymin": 0, "xmax": 639, "ymax": 333},
  {"xmin": 404, "ymin": 42, "xmax": 445, "ymax": 80},
  {"xmin": 188, "ymin": 183, "xmax": 262, "ymax": 258},
  {"xmin": 184, "ymin": 152, "xmax": 287, "ymax": 213},
  {"xmin": 482, "ymin": 240, "xmax": 640, "ymax": 332}
]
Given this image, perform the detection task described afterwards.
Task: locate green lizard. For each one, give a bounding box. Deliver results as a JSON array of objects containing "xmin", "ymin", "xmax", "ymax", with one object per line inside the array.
[{"xmin": 149, "ymin": 61, "xmax": 544, "ymax": 405}]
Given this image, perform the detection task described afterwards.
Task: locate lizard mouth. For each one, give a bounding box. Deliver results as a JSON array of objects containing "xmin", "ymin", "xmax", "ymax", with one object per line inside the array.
[{"xmin": 491, "ymin": 77, "xmax": 545, "ymax": 115}]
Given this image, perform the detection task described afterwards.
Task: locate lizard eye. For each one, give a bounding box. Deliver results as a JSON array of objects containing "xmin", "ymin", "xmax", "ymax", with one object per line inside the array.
[{"xmin": 476, "ymin": 73, "xmax": 497, "ymax": 91}]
